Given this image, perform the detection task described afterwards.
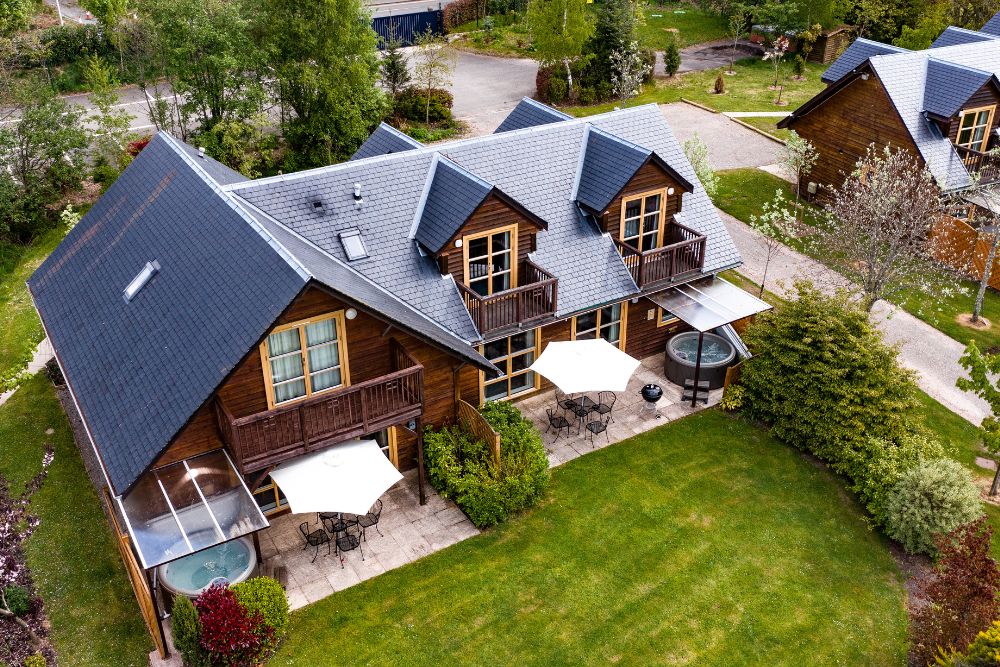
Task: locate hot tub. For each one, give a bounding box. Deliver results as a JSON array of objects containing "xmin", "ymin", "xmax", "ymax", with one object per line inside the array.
[
  {"xmin": 664, "ymin": 332, "xmax": 736, "ymax": 390},
  {"xmin": 157, "ymin": 536, "xmax": 256, "ymax": 600}
]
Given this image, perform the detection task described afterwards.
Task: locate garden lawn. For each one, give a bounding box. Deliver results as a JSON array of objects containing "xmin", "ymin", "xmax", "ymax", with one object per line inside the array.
[
  {"xmin": 714, "ymin": 167, "xmax": 1000, "ymax": 351},
  {"xmin": 638, "ymin": 3, "xmax": 729, "ymax": 49},
  {"xmin": 733, "ymin": 115, "xmax": 793, "ymax": 142},
  {"xmin": 276, "ymin": 410, "xmax": 907, "ymax": 666},
  {"xmin": 567, "ymin": 58, "xmax": 827, "ymax": 116},
  {"xmin": 0, "ymin": 226, "xmax": 70, "ymax": 386},
  {"xmin": 0, "ymin": 373, "xmax": 150, "ymax": 666}
]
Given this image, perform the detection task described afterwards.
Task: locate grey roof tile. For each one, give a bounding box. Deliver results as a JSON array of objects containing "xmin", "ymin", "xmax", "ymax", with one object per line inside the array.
[
  {"xmin": 351, "ymin": 122, "xmax": 423, "ymax": 160},
  {"xmin": 983, "ymin": 9, "xmax": 1000, "ymax": 36},
  {"xmin": 822, "ymin": 38, "xmax": 909, "ymax": 83},
  {"xmin": 923, "ymin": 58, "xmax": 993, "ymax": 117},
  {"xmin": 28, "ymin": 133, "xmax": 308, "ymax": 494},
  {"xmin": 414, "ymin": 158, "xmax": 493, "ymax": 253},
  {"xmin": 175, "ymin": 140, "xmax": 249, "ymax": 186},
  {"xmin": 931, "ymin": 26, "xmax": 999, "ymax": 48},
  {"xmin": 575, "ymin": 126, "xmax": 651, "ymax": 214},
  {"xmin": 494, "ymin": 97, "xmax": 573, "ymax": 133}
]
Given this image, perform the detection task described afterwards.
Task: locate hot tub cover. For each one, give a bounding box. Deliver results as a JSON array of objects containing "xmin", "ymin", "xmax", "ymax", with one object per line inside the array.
[
  {"xmin": 116, "ymin": 449, "xmax": 268, "ymax": 570},
  {"xmin": 649, "ymin": 277, "xmax": 772, "ymax": 332}
]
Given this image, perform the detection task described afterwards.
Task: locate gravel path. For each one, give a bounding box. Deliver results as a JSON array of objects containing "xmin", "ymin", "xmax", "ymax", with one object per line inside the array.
[
  {"xmin": 721, "ymin": 209, "xmax": 990, "ymax": 425},
  {"xmin": 659, "ymin": 102, "xmax": 784, "ymax": 170}
]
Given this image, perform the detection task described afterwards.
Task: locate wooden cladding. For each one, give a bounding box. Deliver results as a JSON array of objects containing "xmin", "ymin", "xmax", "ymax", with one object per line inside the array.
[
  {"xmin": 616, "ymin": 221, "xmax": 706, "ymax": 288},
  {"xmin": 216, "ymin": 339, "xmax": 424, "ymax": 474},
  {"xmin": 458, "ymin": 258, "xmax": 558, "ymax": 335}
]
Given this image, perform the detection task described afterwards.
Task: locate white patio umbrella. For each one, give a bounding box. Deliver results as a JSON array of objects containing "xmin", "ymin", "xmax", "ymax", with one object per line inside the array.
[
  {"xmin": 528, "ymin": 338, "xmax": 641, "ymax": 394},
  {"xmin": 267, "ymin": 439, "xmax": 402, "ymax": 515}
]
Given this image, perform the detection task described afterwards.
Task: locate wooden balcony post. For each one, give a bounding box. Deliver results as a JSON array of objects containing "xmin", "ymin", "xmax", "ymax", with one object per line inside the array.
[{"xmin": 415, "ymin": 416, "xmax": 427, "ymax": 505}]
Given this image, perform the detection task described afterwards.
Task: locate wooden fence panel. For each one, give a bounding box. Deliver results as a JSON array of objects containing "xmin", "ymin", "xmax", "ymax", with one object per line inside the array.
[
  {"xmin": 103, "ymin": 488, "xmax": 167, "ymax": 659},
  {"xmin": 457, "ymin": 399, "xmax": 501, "ymax": 467},
  {"xmin": 931, "ymin": 216, "xmax": 1000, "ymax": 290},
  {"xmin": 723, "ymin": 361, "xmax": 744, "ymax": 395}
]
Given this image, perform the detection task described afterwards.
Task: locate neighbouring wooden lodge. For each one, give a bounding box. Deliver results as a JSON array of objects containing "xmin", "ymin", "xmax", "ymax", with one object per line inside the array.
[
  {"xmin": 28, "ymin": 100, "xmax": 756, "ymax": 652},
  {"xmin": 779, "ymin": 10, "xmax": 1000, "ymax": 284}
]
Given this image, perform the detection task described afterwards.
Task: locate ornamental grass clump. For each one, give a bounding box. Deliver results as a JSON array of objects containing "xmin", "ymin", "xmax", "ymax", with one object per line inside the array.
[{"xmin": 424, "ymin": 401, "xmax": 549, "ymax": 528}]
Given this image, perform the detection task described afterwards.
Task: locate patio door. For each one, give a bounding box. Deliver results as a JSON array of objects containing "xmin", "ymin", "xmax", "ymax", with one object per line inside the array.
[{"xmin": 368, "ymin": 427, "xmax": 399, "ymax": 469}]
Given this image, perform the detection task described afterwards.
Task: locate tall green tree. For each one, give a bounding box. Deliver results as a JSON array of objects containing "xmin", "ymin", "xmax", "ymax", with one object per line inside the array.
[
  {"xmin": 260, "ymin": 0, "xmax": 388, "ymax": 168},
  {"xmin": 142, "ymin": 0, "xmax": 264, "ymax": 132},
  {"xmin": 528, "ymin": 0, "xmax": 593, "ymax": 96},
  {"xmin": 80, "ymin": 0, "xmax": 130, "ymax": 71},
  {"xmin": 585, "ymin": 0, "xmax": 637, "ymax": 86},
  {"xmin": 83, "ymin": 55, "xmax": 135, "ymax": 172},
  {"xmin": 958, "ymin": 342, "xmax": 1000, "ymax": 496},
  {"xmin": 0, "ymin": 0, "xmax": 32, "ymax": 36},
  {"xmin": 380, "ymin": 23, "xmax": 411, "ymax": 98}
]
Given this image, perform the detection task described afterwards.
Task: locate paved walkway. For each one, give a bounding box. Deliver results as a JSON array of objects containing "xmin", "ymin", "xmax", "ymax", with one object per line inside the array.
[
  {"xmin": 659, "ymin": 102, "xmax": 784, "ymax": 170},
  {"xmin": 720, "ymin": 209, "xmax": 991, "ymax": 425}
]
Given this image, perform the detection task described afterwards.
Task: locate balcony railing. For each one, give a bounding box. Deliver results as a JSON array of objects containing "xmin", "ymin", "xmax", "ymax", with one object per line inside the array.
[
  {"xmin": 457, "ymin": 259, "xmax": 558, "ymax": 336},
  {"xmin": 214, "ymin": 340, "xmax": 424, "ymax": 474},
  {"xmin": 616, "ymin": 222, "xmax": 707, "ymax": 289},
  {"xmin": 957, "ymin": 145, "xmax": 1000, "ymax": 184}
]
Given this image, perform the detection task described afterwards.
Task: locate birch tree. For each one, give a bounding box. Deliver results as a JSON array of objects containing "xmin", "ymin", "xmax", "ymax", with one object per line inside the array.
[
  {"xmin": 813, "ymin": 145, "xmax": 957, "ymax": 312},
  {"xmin": 528, "ymin": 0, "xmax": 593, "ymax": 97}
]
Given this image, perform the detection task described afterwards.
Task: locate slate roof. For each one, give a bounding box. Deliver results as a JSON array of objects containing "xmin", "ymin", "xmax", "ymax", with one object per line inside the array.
[
  {"xmin": 575, "ymin": 127, "xmax": 653, "ymax": 214},
  {"xmin": 351, "ymin": 122, "xmax": 423, "ymax": 160},
  {"xmin": 931, "ymin": 26, "xmax": 999, "ymax": 49},
  {"xmin": 230, "ymin": 104, "xmax": 741, "ymax": 324},
  {"xmin": 174, "ymin": 140, "xmax": 249, "ymax": 186},
  {"xmin": 414, "ymin": 157, "xmax": 493, "ymax": 253},
  {"xmin": 28, "ymin": 134, "xmax": 309, "ymax": 494},
  {"xmin": 923, "ymin": 59, "xmax": 994, "ymax": 117},
  {"xmin": 821, "ymin": 38, "xmax": 908, "ymax": 83},
  {"xmin": 494, "ymin": 97, "xmax": 573, "ymax": 133},
  {"xmin": 982, "ymin": 9, "xmax": 1000, "ymax": 36}
]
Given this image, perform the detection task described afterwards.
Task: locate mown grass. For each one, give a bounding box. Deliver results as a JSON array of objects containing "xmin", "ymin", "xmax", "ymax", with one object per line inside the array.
[
  {"xmin": 638, "ymin": 3, "xmax": 729, "ymax": 49},
  {"xmin": 278, "ymin": 410, "xmax": 907, "ymax": 666},
  {"xmin": 734, "ymin": 115, "xmax": 793, "ymax": 142},
  {"xmin": 567, "ymin": 58, "xmax": 828, "ymax": 116},
  {"xmin": 713, "ymin": 167, "xmax": 1000, "ymax": 351},
  {"xmin": 0, "ymin": 374, "xmax": 151, "ymax": 666}
]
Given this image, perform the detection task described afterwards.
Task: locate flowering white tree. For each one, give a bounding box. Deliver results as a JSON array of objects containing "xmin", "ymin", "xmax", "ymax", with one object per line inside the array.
[
  {"xmin": 814, "ymin": 145, "xmax": 959, "ymax": 312},
  {"xmin": 610, "ymin": 40, "xmax": 651, "ymax": 109},
  {"xmin": 750, "ymin": 190, "xmax": 798, "ymax": 297},
  {"xmin": 782, "ymin": 130, "xmax": 818, "ymax": 216},
  {"xmin": 0, "ymin": 447, "xmax": 54, "ymax": 651},
  {"xmin": 682, "ymin": 134, "xmax": 717, "ymax": 199}
]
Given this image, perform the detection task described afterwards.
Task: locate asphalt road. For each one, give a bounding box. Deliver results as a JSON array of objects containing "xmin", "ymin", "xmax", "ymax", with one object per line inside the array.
[{"xmin": 659, "ymin": 101, "xmax": 784, "ymax": 170}]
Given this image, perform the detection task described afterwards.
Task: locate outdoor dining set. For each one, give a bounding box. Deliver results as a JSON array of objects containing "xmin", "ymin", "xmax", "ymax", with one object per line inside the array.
[
  {"xmin": 298, "ymin": 501, "xmax": 384, "ymax": 565},
  {"xmin": 545, "ymin": 390, "xmax": 616, "ymax": 443}
]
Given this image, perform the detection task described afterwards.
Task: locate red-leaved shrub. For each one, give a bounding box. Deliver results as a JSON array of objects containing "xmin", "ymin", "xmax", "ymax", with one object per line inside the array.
[
  {"xmin": 444, "ymin": 0, "xmax": 478, "ymax": 30},
  {"xmin": 195, "ymin": 584, "xmax": 274, "ymax": 667},
  {"xmin": 126, "ymin": 136, "xmax": 151, "ymax": 157},
  {"xmin": 911, "ymin": 517, "xmax": 1000, "ymax": 665}
]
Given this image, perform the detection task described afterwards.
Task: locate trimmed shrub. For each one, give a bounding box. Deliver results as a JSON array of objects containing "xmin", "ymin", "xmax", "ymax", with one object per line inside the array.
[
  {"xmin": 740, "ymin": 281, "xmax": 920, "ymax": 464},
  {"xmin": 886, "ymin": 459, "xmax": 983, "ymax": 556},
  {"xmin": 424, "ymin": 402, "xmax": 549, "ymax": 528},
  {"xmin": 171, "ymin": 595, "xmax": 206, "ymax": 667},
  {"xmin": 40, "ymin": 24, "xmax": 115, "ymax": 67},
  {"xmin": 394, "ymin": 87, "xmax": 454, "ymax": 124},
  {"xmin": 836, "ymin": 431, "xmax": 948, "ymax": 527},
  {"xmin": 444, "ymin": 0, "xmax": 479, "ymax": 30},
  {"xmin": 23, "ymin": 655, "xmax": 45, "ymax": 667},
  {"xmin": 2, "ymin": 585, "xmax": 30, "ymax": 618},
  {"xmin": 231, "ymin": 576, "xmax": 289, "ymax": 653},
  {"xmin": 944, "ymin": 620, "xmax": 1000, "ymax": 665},
  {"xmin": 195, "ymin": 584, "xmax": 273, "ymax": 667},
  {"xmin": 535, "ymin": 65, "xmax": 556, "ymax": 103}
]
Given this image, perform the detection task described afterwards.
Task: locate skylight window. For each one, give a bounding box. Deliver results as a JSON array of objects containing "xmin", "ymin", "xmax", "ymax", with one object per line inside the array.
[
  {"xmin": 123, "ymin": 260, "xmax": 160, "ymax": 302},
  {"xmin": 339, "ymin": 229, "xmax": 368, "ymax": 261}
]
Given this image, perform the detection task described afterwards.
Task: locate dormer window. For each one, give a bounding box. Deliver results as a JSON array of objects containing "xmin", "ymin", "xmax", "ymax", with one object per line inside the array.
[
  {"xmin": 957, "ymin": 106, "xmax": 995, "ymax": 152},
  {"xmin": 621, "ymin": 191, "xmax": 665, "ymax": 251},
  {"xmin": 464, "ymin": 225, "xmax": 516, "ymax": 297}
]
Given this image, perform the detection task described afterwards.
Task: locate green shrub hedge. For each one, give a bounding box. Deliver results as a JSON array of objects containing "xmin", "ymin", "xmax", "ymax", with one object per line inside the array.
[
  {"xmin": 393, "ymin": 87, "xmax": 454, "ymax": 124},
  {"xmin": 424, "ymin": 401, "xmax": 549, "ymax": 528},
  {"xmin": 231, "ymin": 576, "xmax": 289, "ymax": 651}
]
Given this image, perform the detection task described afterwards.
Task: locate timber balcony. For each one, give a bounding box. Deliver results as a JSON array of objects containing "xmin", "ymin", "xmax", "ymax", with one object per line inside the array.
[
  {"xmin": 957, "ymin": 145, "xmax": 1000, "ymax": 184},
  {"xmin": 214, "ymin": 340, "xmax": 424, "ymax": 474},
  {"xmin": 616, "ymin": 222, "xmax": 707, "ymax": 289},
  {"xmin": 457, "ymin": 258, "xmax": 558, "ymax": 336}
]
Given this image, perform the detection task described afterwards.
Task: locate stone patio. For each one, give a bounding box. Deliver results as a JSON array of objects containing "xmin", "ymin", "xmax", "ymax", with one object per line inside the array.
[
  {"xmin": 516, "ymin": 353, "xmax": 723, "ymax": 467},
  {"xmin": 257, "ymin": 470, "xmax": 479, "ymax": 611}
]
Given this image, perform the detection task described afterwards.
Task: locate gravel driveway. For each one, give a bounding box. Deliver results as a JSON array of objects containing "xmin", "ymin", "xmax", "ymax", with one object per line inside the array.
[
  {"xmin": 659, "ymin": 102, "xmax": 784, "ymax": 170},
  {"xmin": 445, "ymin": 52, "xmax": 538, "ymax": 135}
]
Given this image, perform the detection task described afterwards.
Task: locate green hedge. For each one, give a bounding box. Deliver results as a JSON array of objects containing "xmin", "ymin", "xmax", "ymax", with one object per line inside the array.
[{"xmin": 424, "ymin": 401, "xmax": 549, "ymax": 528}]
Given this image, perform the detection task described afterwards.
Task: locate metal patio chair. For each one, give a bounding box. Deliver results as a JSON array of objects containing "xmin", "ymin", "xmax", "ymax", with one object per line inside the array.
[
  {"xmin": 545, "ymin": 407, "xmax": 572, "ymax": 441},
  {"xmin": 357, "ymin": 500, "xmax": 384, "ymax": 541},
  {"xmin": 299, "ymin": 521, "xmax": 331, "ymax": 563}
]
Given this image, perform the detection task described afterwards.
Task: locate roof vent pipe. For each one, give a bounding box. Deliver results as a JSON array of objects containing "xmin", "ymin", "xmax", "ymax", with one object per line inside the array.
[
  {"xmin": 198, "ymin": 146, "xmax": 206, "ymax": 158},
  {"xmin": 353, "ymin": 182, "xmax": 363, "ymax": 209}
]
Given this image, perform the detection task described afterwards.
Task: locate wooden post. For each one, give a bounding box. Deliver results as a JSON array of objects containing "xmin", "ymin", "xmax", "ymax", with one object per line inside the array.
[
  {"xmin": 691, "ymin": 331, "xmax": 704, "ymax": 408},
  {"xmin": 415, "ymin": 417, "xmax": 427, "ymax": 505},
  {"xmin": 252, "ymin": 531, "xmax": 263, "ymax": 567},
  {"xmin": 145, "ymin": 567, "xmax": 170, "ymax": 659}
]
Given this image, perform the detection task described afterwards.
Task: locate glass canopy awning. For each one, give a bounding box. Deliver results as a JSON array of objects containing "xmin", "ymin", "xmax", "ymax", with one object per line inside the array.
[
  {"xmin": 116, "ymin": 449, "xmax": 269, "ymax": 570},
  {"xmin": 649, "ymin": 277, "xmax": 772, "ymax": 332}
]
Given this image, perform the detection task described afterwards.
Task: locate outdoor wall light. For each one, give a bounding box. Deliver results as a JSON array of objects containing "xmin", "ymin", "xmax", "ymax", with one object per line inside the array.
[
  {"xmin": 667, "ymin": 187, "xmax": 675, "ymax": 196},
  {"xmin": 345, "ymin": 308, "xmax": 358, "ymax": 320},
  {"xmin": 407, "ymin": 419, "xmax": 417, "ymax": 430},
  {"xmin": 454, "ymin": 239, "xmax": 463, "ymax": 248}
]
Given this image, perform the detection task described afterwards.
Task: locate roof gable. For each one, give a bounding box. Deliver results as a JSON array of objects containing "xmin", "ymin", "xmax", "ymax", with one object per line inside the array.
[
  {"xmin": 28, "ymin": 133, "xmax": 308, "ymax": 494},
  {"xmin": 494, "ymin": 97, "xmax": 572, "ymax": 133},
  {"xmin": 923, "ymin": 59, "xmax": 995, "ymax": 117},
  {"xmin": 822, "ymin": 38, "xmax": 908, "ymax": 83},
  {"xmin": 931, "ymin": 26, "xmax": 1000, "ymax": 48},
  {"xmin": 983, "ymin": 9, "xmax": 1000, "ymax": 36},
  {"xmin": 414, "ymin": 158, "xmax": 494, "ymax": 253},
  {"xmin": 351, "ymin": 122, "xmax": 423, "ymax": 161}
]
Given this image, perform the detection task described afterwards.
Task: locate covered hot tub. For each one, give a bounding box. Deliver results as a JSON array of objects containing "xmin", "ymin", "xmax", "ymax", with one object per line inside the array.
[{"xmin": 664, "ymin": 331, "xmax": 736, "ymax": 389}]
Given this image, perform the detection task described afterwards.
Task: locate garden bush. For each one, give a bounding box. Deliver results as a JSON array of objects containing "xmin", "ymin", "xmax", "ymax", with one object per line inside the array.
[
  {"xmin": 195, "ymin": 584, "xmax": 274, "ymax": 667},
  {"xmin": 2, "ymin": 585, "xmax": 30, "ymax": 618},
  {"xmin": 424, "ymin": 402, "xmax": 549, "ymax": 528},
  {"xmin": 23, "ymin": 654, "xmax": 45, "ymax": 667},
  {"xmin": 444, "ymin": 0, "xmax": 479, "ymax": 30},
  {"xmin": 940, "ymin": 620, "xmax": 1000, "ymax": 666},
  {"xmin": 885, "ymin": 459, "xmax": 983, "ymax": 556},
  {"xmin": 231, "ymin": 576, "xmax": 289, "ymax": 653},
  {"xmin": 171, "ymin": 595, "xmax": 205, "ymax": 667},
  {"xmin": 740, "ymin": 281, "xmax": 921, "ymax": 463},
  {"xmin": 40, "ymin": 24, "xmax": 115, "ymax": 67},
  {"xmin": 394, "ymin": 87, "xmax": 454, "ymax": 124}
]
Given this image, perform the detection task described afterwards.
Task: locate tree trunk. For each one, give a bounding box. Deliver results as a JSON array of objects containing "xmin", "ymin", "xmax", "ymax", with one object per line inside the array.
[
  {"xmin": 730, "ymin": 39, "xmax": 737, "ymax": 73},
  {"xmin": 0, "ymin": 607, "xmax": 43, "ymax": 650},
  {"xmin": 973, "ymin": 229, "xmax": 1000, "ymax": 323},
  {"xmin": 562, "ymin": 4, "xmax": 573, "ymax": 96},
  {"xmin": 991, "ymin": 465, "xmax": 1000, "ymax": 496},
  {"xmin": 425, "ymin": 81, "xmax": 431, "ymax": 125}
]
